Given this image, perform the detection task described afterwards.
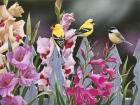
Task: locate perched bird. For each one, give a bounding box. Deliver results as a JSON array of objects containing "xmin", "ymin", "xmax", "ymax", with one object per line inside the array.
[
  {"xmin": 73, "ymin": 19, "xmax": 95, "ymax": 66},
  {"xmin": 108, "ymin": 27, "xmax": 133, "ymax": 46},
  {"xmin": 77, "ymin": 19, "xmax": 95, "ymax": 37},
  {"xmin": 51, "ymin": 24, "xmax": 65, "ymax": 54}
]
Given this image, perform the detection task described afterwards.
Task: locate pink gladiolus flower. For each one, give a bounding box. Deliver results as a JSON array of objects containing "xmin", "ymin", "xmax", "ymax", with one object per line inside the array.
[
  {"xmin": 61, "ymin": 13, "xmax": 75, "ymax": 31},
  {"xmin": 37, "ymin": 37, "xmax": 54, "ymax": 64},
  {"xmin": 88, "ymin": 74, "xmax": 107, "ymax": 86},
  {"xmin": 6, "ymin": 45, "xmax": 33, "ymax": 69},
  {"xmin": 101, "ymin": 82, "xmax": 113, "ymax": 99},
  {"xmin": 0, "ymin": 72, "xmax": 18, "ymax": 97},
  {"xmin": 89, "ymin": 59, "xmax": 105, "ymax": 66},
  {"xmin": 36, "ymin": 65, "xmax": 52, "ymax": 92},
  {"xmin": 66, "ymin": 85, "xmax": 98, "ymax": 105},
  {"xmin": 106, "ymin": 57, "xmax": 117, "ymax": 63},
  {"xmin": 1, "ymin": 95, "xmax": 27, "ymax": 105},
  {"xmin": 72, "ymin": 69, "xmax": 83, "ymax": 84},
  {"xmin": 102, "ymin": 68, "xmax": 116, "ymax": 78},
  {"xmin": 19, "ymin": 65, "xmax": 39, "ymax": 86}
]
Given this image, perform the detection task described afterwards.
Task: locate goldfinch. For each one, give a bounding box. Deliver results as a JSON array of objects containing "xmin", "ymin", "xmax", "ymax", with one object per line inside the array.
[
  {"xmin": 51, "ymin": 24, "xmax": 65, "ymax": 54},
  {"xmin": 77, "ymin": 19, "xmax": 95, "ymax": 37},
  {"xmin": 108, "ymin": 27, "xmax": 133, "ymax": 46}
]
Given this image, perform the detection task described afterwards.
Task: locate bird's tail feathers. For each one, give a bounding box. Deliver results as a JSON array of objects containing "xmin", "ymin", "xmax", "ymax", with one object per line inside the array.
[{"xmin": 124, "ymin": 40, "xmax": 133, "ymax": 46}]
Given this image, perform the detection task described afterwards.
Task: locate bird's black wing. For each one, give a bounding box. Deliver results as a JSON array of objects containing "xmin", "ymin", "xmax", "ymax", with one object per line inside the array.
[
  {"xmin": 79, "ymin": 28, "xmax": 91, "ymax": 33},
  {"xmin": 53, "ymin": 35, "xmax": 65, "ymax": 49}
]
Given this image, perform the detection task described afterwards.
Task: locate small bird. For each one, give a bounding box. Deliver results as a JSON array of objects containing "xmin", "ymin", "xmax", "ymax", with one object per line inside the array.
[
  {"xmin": 51, "ymin": 24, "xmax": 65, "ymax": 54},
  {"xmin": 108, "ymin": 27, "xmax": 133, "ymax": 46},
  {"xmin": 77, "ymin": 19, "xmax": 95, "ymax": 37},
  {"xmin": 73, "ymin": 19, "xmax": 95, "ymax": 66}
]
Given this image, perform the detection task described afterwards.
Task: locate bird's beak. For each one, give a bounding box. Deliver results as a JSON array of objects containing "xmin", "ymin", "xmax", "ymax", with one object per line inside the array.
[
  {"xmin": 51, "ymin": 26, "xmax": 54, "ymax": 29},
  {"xmin": 108, "ymin": 30, "xmax": 112, "ymax": 33},
  {"xmin": 19, "ymin": 39, "xmax": 24, "ymax": 44},
  {"xmin": 93, "ymin": 23, "xmax": 95, "ymax": 26}
]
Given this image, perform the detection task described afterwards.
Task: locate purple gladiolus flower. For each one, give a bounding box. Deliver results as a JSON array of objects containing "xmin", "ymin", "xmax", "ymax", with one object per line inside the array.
[
  {"xmin": 6, "ymin": 45, "xmax": 33, "ymax": 70},
  {"xmin": 60, "ymin": 13, "xmax": 75, "ymax": 31},
  {"xmin": 1, "ymin": 95, "xmax": 27, "ymax": 105},
  {"xmin": 19, "ymin": 65, "xmax": 39, "ymax": 86},
  {"xmin": 0, "ymin": 72, "xmax": 18, "ymax": 97}
]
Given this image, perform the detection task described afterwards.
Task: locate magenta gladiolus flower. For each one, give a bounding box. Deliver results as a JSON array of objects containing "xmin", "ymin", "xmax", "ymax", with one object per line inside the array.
[
  {"xmin": 6, "ymin": 45, "xmax": 33, "ymax": 69},
  {"xmin": 19, "ymin": 65, "xmax": 39, "ymax": 86},
  {"xmin": 0, "ymin": 72, "xmax": 18, "ymax": 97},
  {"xmin": 60, "ymin": 13, "xmax": 75, "ymax": 31},
  {"xmin": 106, "ymin": 57, "xmax": 117, "ymax": 63},
  {"xmin": 89, "ymin": 59, "xmax": 105, "ymax": 67},
  {"xmin": 88, "ymin": 74, "xmax": 107, "ymax": 87},
  {"xmin": 102, "ymin": 68, "xmax": 116, "ymax": 78},
  {"xmin": 1, "ymin": 95, "xmax": 27, "ymax": 105},
  {"xmin": 66, "ymin": 85, "xmax": 98, "ymax": 105}
]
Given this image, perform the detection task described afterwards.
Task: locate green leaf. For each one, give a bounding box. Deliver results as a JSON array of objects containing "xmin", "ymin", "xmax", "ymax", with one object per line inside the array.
[
  {"xmin": 130, "ymin": 85, "xmax": 138, "ymax": 105},
  {"xmin": 30, "ymin": 21, "xmax": 40, "ymax": 44},
  {"xmin": 27, "ymin": 92, "xmax": 49, "ymax": 105},
  {"xmin": 26, "ymin": 13, "xmax": 32, "ymax": 40},
  {"xmin": 54, "ymin": 75, "xmax": 66, "ymax": 105},
  {"xmin": 105, "ymin": 92, "xmax": 117, "ymax": 105},
  {"xmin": 122, "ymin": 56, "xmax": 128, "ymax": 74},
  {"xmin": 3, "ymin": 0, "xmax": 8, "ymax": 6},
  {"xmin": 38, "ymin": 95, "xmax": 44, "ymax": 105},
  {"xmin": 54, "ymin": 6, "xmax": 61, "ymax": 22},
  {"xmin": 8, "ymin": 38, "xmax": 12, "ymax": 52},
  {"xmin": 21, "ymin": 87, "xmax": 29, "ymax": 98},
  {"xmin": 122, "ymin": 81, "xmax": 132, "ymax": 105},
  {"xmin": 12, "ymin": 85, "xmax": 20, "ymax": 95}
]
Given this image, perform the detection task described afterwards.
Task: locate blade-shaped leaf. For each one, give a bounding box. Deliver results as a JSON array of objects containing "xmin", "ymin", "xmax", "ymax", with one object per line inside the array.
[
  {"xmin": 30, "ymin": 21, "xmax": 40, "ymax": 44},
  {"xmin": 26, "ymin": 13, "xmax": 32, "ymax": 40},
  {"xmin": 21, "ymin": 87, "xmax": 29, "ymax": 98},
  {"xmin": 130, "ymin": 85, "xmax": 138, "ymax": 105},
  {"xmin": 3, "ymin": 0, "xmax": 8, "ymax": 6},
  {"xmin": 8, "ymin": 38, "xmax": 12, "ymax": 52},
  {"xmin": 27, "ymin": 92, "xmax": 49, "ymax": 105},
  {"xmin": 122, "ymin": 56, "xmax": 128, "ymax": 74},
  {"xmin": 54, "ymin": 74, "xmax": 66, "ymax": 105},
  {"xmin": 122, "ymin": 81, "xmax": 132, "ymax": 105}
]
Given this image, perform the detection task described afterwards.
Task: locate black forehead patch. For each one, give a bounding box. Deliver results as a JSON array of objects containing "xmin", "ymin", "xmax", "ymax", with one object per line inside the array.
[{"xmin": 109, "ymin": 27, "xmax": 117, "ymax": 30}]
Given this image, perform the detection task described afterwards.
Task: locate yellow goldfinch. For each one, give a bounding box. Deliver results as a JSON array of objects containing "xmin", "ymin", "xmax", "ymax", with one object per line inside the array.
[
  {"xmin": 51, "ymin": 24, "xmax": 65, "ymax": 54},
  {"xmin": 108, "ymin": 27, "xmax": 133, "ymax": 46},
  {"xmin": 77, "ymin": 19, "xmax": 95, "ymax": 37}
]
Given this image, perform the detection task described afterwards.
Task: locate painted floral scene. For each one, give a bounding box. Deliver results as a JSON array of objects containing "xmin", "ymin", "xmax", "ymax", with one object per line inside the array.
[{"xmin": 0, "ymin": 0, "xmax": 140, "ymax": 105}]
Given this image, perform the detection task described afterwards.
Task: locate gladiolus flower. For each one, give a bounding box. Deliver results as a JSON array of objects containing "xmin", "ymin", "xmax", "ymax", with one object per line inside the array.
[
  {"xmin": 8, "ymin": 2, "xmax": 24, "ymax": 17},
  {"xmin": 19, "ymin": 64, "xmax": 39, "ymax": 86},
  {"xmin": 37, "ymin": 37, "xmax": 54, "ymax": 64},
  {"xmin": 1, "ymin": 95, "xmax": 27, "ymax": 105},
  {"xmin": 36, "ymin": 65, "xmax": 52, "ymax": 93},
  {"xmin": 61, "ymin": 13, "xmax": 75, "ymax": 31},
  {"xmin": 88, "ymin": 74, "xmax": 107, "ymax": 87},
  {"xmin": 0, "ymin": 72, "xmax": 18, "ymax": 97},
  {"xmin": 6, "ymin": 45, "xmax": 33, "ymax": 69}
]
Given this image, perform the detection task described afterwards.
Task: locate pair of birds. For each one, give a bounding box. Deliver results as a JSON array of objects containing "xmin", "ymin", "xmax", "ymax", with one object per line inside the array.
[{"xmin": 52, "ymin": 19, "xmax": 133, "ymax": 53}]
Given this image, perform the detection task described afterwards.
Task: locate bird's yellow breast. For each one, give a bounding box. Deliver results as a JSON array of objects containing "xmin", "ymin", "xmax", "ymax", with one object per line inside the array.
[
  {"xmin": 109, "ymin": 33, "xmax": 122, "ymax": 44},
  {"xmin": 79, "ymin": 23, "xmax": 93, "ymax": 36},
  {"xmin": 52, "ymin": 28, "xmax": 64, "ymax": 38}
]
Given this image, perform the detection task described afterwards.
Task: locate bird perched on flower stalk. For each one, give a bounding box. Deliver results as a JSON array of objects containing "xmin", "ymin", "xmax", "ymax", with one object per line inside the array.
[
  {"xmin": 76, "ymin": 19, "xmax": 95, "ymax": 37},
  {"xmin": 73, "ymin": 19, "xmax": 95, "ymax": 66},
  {"xmin": 51, "ymin": 24, "xmax": 65, "ymax": 55},
  {"xmin": 108, "ymin": 27, "xmax": 133, "ymax": 46}
]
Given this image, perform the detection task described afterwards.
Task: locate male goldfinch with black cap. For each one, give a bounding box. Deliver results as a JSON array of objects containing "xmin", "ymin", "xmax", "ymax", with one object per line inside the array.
[
  {"xmin": 51, "ymin": 24, "xmax": 65, "ymax": 55},
  {"xmin": 108, "ymin": 27, "xmax": 133, "ymax": 46},
  {"xmin": 77, "ymin": 19, "xmax": 95, "ymax": 37}
]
